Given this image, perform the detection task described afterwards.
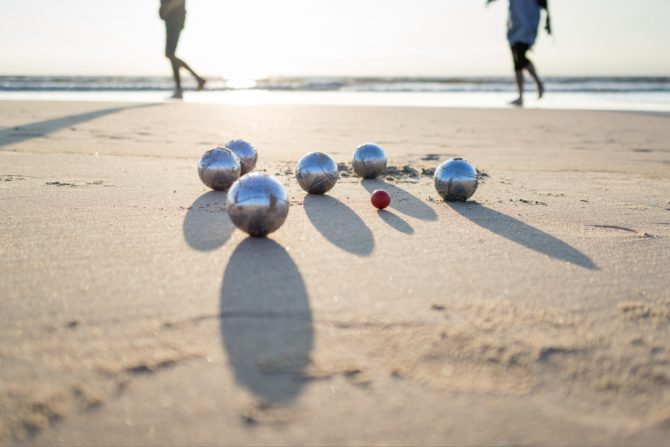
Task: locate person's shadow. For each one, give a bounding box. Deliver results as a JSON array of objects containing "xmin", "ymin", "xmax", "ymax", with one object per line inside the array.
[
  {"xmin": 361, "ymin": 179, "xmax": 437, "ymax": 221},
  {"xmin": 0, "ymin": 103, "xmax": 161, "ymax": 148},
  {"xmin": 183, "ymin": 191, "xmax": 235, "ymax": 251},
  {"xmin": 303, "ymin": 195, "xmax": 374, "ymax": 255},
  {"xmin": 448, "ymin": 203, "xmax": 597, "ymax": 269},
  {"xmin": 220, "ymin": 238, "xmax": 313, "ymax": 402}
]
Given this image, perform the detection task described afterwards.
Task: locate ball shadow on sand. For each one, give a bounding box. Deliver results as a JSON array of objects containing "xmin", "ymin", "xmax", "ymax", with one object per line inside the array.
[
  {"xmin": 377, "ymin": 210, "xmax": 414, "ymax": 235},
  {"xmin": 447, "ymin": 202, "xmax": 597, "ymax": 270},
  {"xmin": 220, "ymin": 238, "xmax": 313, "ymax": 402},
  {"xmin": 361, "ymin": 179, "xmax": 437, "ymax": 221},
  {"xmin": 303, "ymin": 194, "xmax": 374, "ymax": 256},
  {"xmin": 182, "ymin": 191, "xmax": 235, "ymax": 251}
]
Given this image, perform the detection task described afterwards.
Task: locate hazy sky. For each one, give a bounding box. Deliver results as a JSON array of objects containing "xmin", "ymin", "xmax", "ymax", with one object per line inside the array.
[{"xmin": 1, "ymin": 0, "xmax": 669, "ymax": 78}]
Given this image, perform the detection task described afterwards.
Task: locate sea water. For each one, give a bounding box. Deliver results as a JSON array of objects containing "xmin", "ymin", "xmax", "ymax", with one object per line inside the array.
[{"xmin": 1, "ymin": 76, "xmax": 669, "ymax": 112}]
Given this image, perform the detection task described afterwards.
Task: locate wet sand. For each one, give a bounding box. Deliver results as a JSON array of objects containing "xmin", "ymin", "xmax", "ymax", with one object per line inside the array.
[{"xmin": 1, "ymin": 100, "xmax": 669, "ymax": 445}]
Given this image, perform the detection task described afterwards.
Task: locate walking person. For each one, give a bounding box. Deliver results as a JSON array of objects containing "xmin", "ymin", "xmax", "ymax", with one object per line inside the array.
[
  {"xmin": 160, "ymin": 0, "xmax": 206, "ymax": 99},
  {"xmin": 487, "ymin": 0, "xmax": 551, "ymax": 106}
]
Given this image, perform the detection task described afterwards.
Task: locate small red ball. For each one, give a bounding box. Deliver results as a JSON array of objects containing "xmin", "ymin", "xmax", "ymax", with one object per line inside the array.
[{"xmin": 371, "ymin": 189, "xmax": 391, "ymax": 210}]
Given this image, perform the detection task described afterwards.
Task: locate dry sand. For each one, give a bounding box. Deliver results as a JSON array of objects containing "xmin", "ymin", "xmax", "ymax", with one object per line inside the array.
[{"xmin": 1, "ymin": 100, "xmax": 669, "ymax": 445}]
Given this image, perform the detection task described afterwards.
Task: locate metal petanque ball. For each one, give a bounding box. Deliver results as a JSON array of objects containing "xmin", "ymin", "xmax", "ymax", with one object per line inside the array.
[
  {"xmin": 225, "ymin": 139, "xmax": 258, "ymax": 175},
  {"xmin": 226, "ymin": 173, "xmax": 289, "ymax": 237},
  {"xmin": 434, "ymin": 158, "xmax": 478, "ymax": 202},
  {"xmin": 352, "ymin": 143, "xmax": 387, "ymax": 179},
  {"xmin": 198, "ymin": 147, "xmax": 241, "ymax": 191},
  {"xmin": 295, "ymin": 152, "xmax": 338, "ymax": 194}
]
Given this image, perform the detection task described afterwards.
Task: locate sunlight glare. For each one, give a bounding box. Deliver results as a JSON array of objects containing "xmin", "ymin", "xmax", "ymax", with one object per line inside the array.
[{"xmin": 225, "ymin": 79, "xmax": 258, "ymax": 89}]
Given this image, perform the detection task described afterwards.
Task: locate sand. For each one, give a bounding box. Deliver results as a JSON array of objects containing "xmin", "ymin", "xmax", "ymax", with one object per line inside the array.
[{"xmin": 1, "ymin": 100, "xmax": 669, "ymax": 445}]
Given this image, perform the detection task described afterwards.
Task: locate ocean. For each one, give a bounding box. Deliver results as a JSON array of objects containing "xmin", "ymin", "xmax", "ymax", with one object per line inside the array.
[{"xmin": 1, "ymin": 76, "xmax": 669, "ymax": 112}]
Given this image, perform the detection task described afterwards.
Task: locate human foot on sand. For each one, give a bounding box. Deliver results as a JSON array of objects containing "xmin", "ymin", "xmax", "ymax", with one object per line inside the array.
[
  {"xmin": 510, "ymin": 97, "xmax": 523, "ymax": 106},
  {"xmin": 196, "ymin": 78, "xmax": 206, "ymax": 91},
  {"xmin": 170, "ymin": 88, "xmax": 183, "ymax": 99}
]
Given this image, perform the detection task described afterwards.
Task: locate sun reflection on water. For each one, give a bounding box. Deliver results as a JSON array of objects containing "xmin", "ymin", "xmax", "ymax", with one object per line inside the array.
[{"xmin": 225, "ymin": 79, "xmax": 257, "ymax": 89}]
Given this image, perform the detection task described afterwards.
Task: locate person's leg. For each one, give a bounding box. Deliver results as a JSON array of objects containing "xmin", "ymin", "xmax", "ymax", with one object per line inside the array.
[
  {"xmin": 168, "ymin": 55, "xmax": 207, "ymax": 94},
  {"xmin": 524, "ymin": 60, "xmax": 544, "ymax": 99},
  {"xmin": 165, "ymin": 15, "xmax": 186, "ymax": 98},
  {"xmin": 512, "ymin": 69, "xmax": 524, "ymax": 106},
  {"xmin": 176, "ymin": 59, "xmax": 206, "ymax": 91},
  {"xmin": 510, "ymin": 43, "xmax": 529, "ymax": 106},
  {"xmin": 164, "ymin": 15, "xmax": 205, "ymax": 96},
  {"xmin": 167, "ymin": 55, "xmax": 183, "ymax": 99},
  {"xmin": 166, "ymin": 57, "xmax": 205, "ymax": 94}
]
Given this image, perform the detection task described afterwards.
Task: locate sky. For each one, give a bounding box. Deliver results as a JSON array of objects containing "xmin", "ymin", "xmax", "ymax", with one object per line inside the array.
[{"xmin": 0, "ymin": 0, "xmax": 669, "ymax": 78}]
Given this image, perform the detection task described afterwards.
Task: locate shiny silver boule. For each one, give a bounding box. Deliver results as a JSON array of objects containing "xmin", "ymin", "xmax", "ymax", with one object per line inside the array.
[
  {"xmin": 198, "ymin": 147, "xmax": 241, "ymax": 191},
  {"xmin": 225, "ymin": 139, "xmax": 258, "ymax": 175},
  {"xmin": 295, "ymin": 152, "xmax": 338, "ymax": 195},
  {"xmin": 434, "ymin": 158, "xmax": 478, "ymax": 201},
  {"xmin": 352, "ymin": 143, "xmax": 387, "ymax": 179},
  {"xmin": 226, "ymin": 173, "xmax": 289, "ymax": 237}
]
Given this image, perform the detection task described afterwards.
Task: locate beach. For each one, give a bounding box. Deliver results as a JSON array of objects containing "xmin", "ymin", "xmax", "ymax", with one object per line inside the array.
[{"xmin": 1, "ymin": 100, "xmax": 670, "ymax": 445}]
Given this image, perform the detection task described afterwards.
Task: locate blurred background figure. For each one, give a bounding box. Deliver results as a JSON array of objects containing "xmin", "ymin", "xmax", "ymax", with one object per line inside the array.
[
  {"xmin": 160, "ymin": 0, "xmax": 206, "ymax": 99},
  {"xmin": 487, "ymin": 0, "xmax": 550, "ymax": 106}
]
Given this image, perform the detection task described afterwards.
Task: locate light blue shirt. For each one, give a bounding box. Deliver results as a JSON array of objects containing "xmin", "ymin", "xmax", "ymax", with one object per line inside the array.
[
  {"xmin": 507, "ymin": 0, "xmax": 541, "ymax": 46},
  {"xmin": 489, "ymin": 0, "xmax": 542, "ymax": 47}
]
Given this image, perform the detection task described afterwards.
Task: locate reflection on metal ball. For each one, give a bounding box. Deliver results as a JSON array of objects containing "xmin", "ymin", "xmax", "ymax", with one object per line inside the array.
[
  {"xmin": 226, "ymin": 173, "xmax": 289, "ymax": 237},
  {"xmin": 352, "ymin": 143, "xmax": 387, "ymax": 179},
  {"xmin": 295, "ymin": 152, "xmax": 338, "ymax": 195},
  {"xmin": 198, "ymin": 147, "xmax": 241, "ymax": 191},
  {"xmin": 434, "ymin": 158, "xmax": 478, "ymax": 202},
  {"xmin": 225, "ymin": 139, "xmax": 258, "ymax": 175}
]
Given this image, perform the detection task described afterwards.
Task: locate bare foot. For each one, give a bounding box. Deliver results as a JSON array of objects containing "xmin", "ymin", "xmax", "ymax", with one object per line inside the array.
[
  {"xmin": 509, "ymin": 97, "xmax": 523, "ymax": 106},
  {"xmin": 537, "ymin": 81, "xmax": 544, "ymax": 99},
  {"xmin": 170, "ymin": 88, "xmax": 183, "ymax": 99},
  {"xmin": 196, "ymin": 78, "xmax": 206, "ymax": 91}
]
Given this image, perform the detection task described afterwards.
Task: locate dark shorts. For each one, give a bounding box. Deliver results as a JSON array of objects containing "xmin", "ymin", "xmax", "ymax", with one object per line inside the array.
[
  {"xmin": 164, "ymin": 14, "xmax": 185, "ymax": 56},
  {"xmin": 511, "ymin": 42, "xmax": 531, "ymax": 71}
]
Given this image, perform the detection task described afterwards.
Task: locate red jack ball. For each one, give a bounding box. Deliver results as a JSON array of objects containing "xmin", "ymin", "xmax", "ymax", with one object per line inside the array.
[{"xmin": 371, "ymin": 189, "xmax": 391, "ymax": 210}]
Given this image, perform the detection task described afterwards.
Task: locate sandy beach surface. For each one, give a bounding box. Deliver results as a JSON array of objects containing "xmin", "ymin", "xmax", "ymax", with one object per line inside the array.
[{"xmin": 1, "ymin": 100, "xmax": 669, "ymax": 446}]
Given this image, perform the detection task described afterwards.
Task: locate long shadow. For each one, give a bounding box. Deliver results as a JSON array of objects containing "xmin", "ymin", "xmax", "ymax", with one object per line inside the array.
[
  {"xmin": 183, "ymin": 191, "xmax": 235, "ymax": 251},
  {"xmin": 361, "ymin": 178, "xmax": 437, "ymax": 221},
  {"xmin": 303, "ymin": 194, "xmax": 374, "ymax": 256},
  {"xmin": 220, "ymin": 238, "xmax": 313, "ymax": 402},
  {"xmin": 448, "ymin": 202, "xmax": 597, "ymax": 270},
  {"xmin": 0, "ymin": 103, "xmax": 162, "ymax": 148},
  {"xmin": 378, "ymin": 210, "xmax": 414, "ymax": 235}
]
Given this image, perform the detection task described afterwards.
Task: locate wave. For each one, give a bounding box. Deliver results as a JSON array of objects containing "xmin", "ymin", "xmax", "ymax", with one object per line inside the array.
[{"xmin": 1, "ymin": 76, "xmax": 670, "ymax": 93}]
